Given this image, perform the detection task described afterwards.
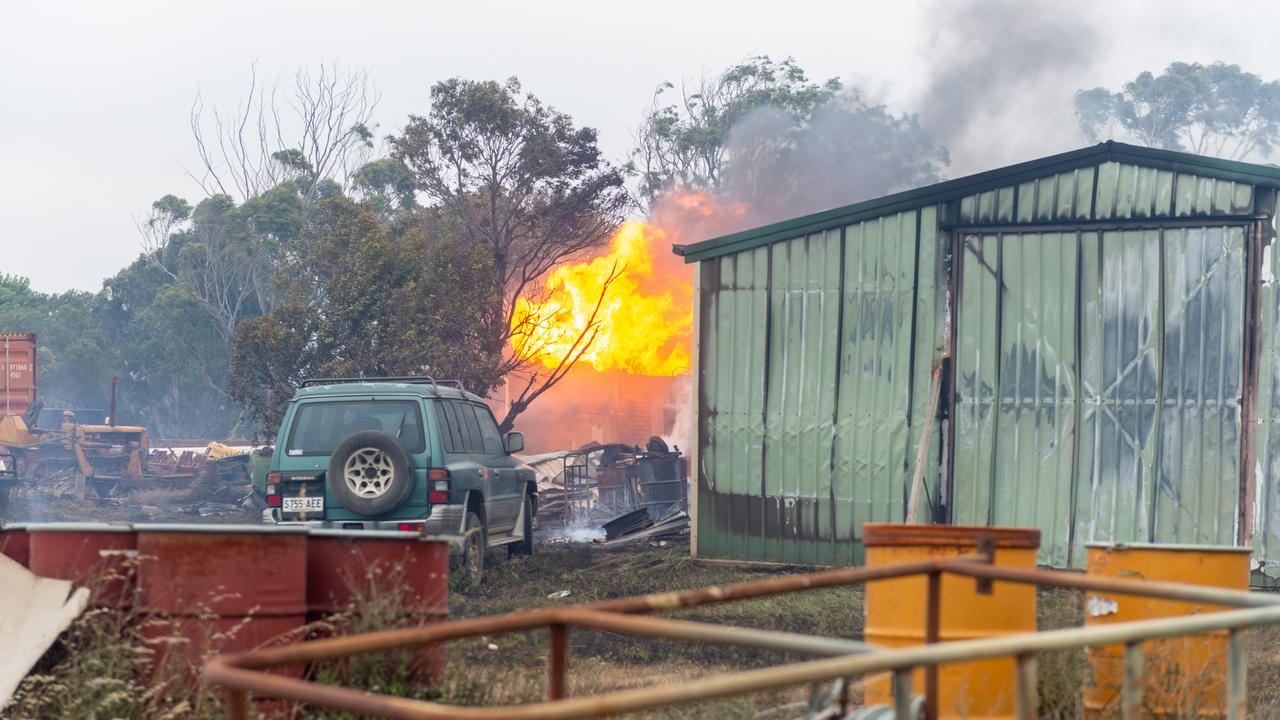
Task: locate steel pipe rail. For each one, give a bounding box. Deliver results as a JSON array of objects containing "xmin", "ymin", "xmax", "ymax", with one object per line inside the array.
[
  {"xmin": 936, "ymin": 558, "xmax": 1280, "ymax": 608},
  {"xmin": 204, "ymin": 552, "xmax": 1280, "ymax": 720},
  {"xmin": 556, "ymin": 609, "xmax": 879, "ymax": 657}
]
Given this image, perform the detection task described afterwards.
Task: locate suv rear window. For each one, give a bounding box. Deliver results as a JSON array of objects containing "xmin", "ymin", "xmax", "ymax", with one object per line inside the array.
[{"xmin": 286, "ymin": 400, "xmax": 425, "ymax": 457}]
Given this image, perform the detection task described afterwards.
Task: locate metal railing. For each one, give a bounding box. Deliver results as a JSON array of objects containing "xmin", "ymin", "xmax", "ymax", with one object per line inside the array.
[{"xmin": 204, "ymin": 550, "xmax": 1280, "ymax": 719}]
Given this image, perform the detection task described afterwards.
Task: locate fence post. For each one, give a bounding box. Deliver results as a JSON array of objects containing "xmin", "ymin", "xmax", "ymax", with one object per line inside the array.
[
  {"xmin": 892, "ymin": 668, "xmax": 914, "ymax": 720},
  {"xmin": 1122, "ymin": 641, "xmax": 1143, "ymax": 718},
  {"xmin": 1014, "ymin": 652, "xmax": 1037, "ymax": 720},
  {"xmin": 226, "ymin": 689, "xmax": 249, "ymax": 720},
  {"xmin": 549, "ymin": 623, "xmax": 568, "ymax": 701},
  {"xmin": 1228, "ymin": 629, "xmax": 1246, "ymax": 720},
  {"xmin": 925, "ymin": 570, "xmax": 941, "ymax": 720}
]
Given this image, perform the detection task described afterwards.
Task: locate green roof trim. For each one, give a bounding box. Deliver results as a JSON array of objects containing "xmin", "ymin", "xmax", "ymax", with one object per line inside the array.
[{"xmin": 671, "ymin": 141, "xmax": 1280, "ymax": 264}]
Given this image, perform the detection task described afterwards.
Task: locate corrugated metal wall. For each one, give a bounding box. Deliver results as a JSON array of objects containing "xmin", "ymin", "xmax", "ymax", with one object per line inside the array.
[
  {"xmin": 698, "ymin": 208, "xmax": 944, "ymax": 564},
  {"xmin": 695, "ymin": 158, "xmax": 1274, "ymax": 571}
]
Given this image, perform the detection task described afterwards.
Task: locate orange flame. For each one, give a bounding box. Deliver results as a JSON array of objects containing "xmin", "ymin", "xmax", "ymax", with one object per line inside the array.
[{"xmin": 510, "ymin": 220, "xmax": 692, "ymax": 376}]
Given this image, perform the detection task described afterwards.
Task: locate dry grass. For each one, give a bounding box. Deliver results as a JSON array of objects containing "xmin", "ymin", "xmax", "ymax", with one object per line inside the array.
[{"xmin": 433, "ymin": 541, "xmax": 861, "ymax": 718}]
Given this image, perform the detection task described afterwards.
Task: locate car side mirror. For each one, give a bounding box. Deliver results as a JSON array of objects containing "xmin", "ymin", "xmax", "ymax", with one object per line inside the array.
[{"xmin": 504, "ymin": 431, "xmax": 524, "ymax": 454}]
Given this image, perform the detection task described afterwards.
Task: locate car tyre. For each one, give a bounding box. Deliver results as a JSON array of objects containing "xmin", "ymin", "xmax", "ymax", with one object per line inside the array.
[
  {"xmin": 508, "ymin": 493, "xmax": 534, "ymax": 557},
  {"xmin": 327, "ymin": 431, "xmax": 413, "ymax": 516},
  {"xmin": 461, "ymin": 511, "xmax": 486, "ymax": 585}
]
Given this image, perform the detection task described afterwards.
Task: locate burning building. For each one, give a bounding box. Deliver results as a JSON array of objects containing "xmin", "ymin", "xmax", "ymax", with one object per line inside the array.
[
  {"xmin": 674, "ymin": 141, "xmax": 1280, "ymax": 583},
  {"xmin": 503, "ymin": 215, "xmax": 697, "ymax": 454}
]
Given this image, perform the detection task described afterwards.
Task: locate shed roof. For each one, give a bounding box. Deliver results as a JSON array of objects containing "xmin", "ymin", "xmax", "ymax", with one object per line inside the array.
[{"xmin": 671, "ymin": 141, "xmax": 1280, "ymax": 263}]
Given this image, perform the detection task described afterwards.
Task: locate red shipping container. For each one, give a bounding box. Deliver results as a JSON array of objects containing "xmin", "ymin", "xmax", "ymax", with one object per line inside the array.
[{"xmin": 0, "ymin": 333, "xmax": 36, "ymax": 418}]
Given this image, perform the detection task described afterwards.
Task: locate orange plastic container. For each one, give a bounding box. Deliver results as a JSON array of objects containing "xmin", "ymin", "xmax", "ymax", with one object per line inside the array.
[
  {"xmin": 1083, "ymin": 543, "xmax": 1250, "ymax": 718},
  {"xmin": 863, "ymin": 523, "xmax": 1040, "ymax": 719}
]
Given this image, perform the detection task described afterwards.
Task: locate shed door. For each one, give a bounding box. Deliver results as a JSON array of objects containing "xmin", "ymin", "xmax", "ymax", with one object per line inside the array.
[{"xmin": 950, "ymin": 227, "xmax": 1246, "ymax": 566}]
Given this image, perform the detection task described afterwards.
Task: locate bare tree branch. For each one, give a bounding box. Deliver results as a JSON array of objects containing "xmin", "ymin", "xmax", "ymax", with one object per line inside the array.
[{"xmin": 188, "ymin": 61, "xmax": 379, "ymax": 207}]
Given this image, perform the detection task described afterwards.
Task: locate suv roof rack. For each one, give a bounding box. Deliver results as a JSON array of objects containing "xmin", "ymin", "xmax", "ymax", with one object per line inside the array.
[{"xmin": 299, "ymin": 376, "xmax": 467, "ymax": 391}]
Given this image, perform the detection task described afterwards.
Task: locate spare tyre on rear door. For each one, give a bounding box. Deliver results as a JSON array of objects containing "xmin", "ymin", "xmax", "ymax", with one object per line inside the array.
[{"xmin": 327, "ymin": 430, "xmax": 413, "ymax": 516}]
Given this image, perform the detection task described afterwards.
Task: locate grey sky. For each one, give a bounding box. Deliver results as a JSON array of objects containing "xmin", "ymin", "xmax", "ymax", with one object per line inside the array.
[{"xmin": 3, "ymin": 0, "xmax": 1278, "ymax": 293}]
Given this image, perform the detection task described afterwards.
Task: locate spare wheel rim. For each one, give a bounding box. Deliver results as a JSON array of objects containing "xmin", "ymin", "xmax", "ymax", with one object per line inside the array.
[{"xmin": 343, "ymin": 447, "xmax": 395, "ymax": 499}]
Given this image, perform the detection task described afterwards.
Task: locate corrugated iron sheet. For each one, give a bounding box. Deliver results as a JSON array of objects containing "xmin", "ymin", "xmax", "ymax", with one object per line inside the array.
[
  {"xmin": 1254, "ymin": 213, "xmax": 1280, "ymax": 583},
  {"xmin": 698, "ymin": 248, "xmax": 768, "ymax": 562},
  {"xmin": 957, "ymin": 162, "xmax": 1255, "ymax": 225},
  {"xmin": 953, "ymin": 231, "xmax": 1078, "ymax": 567},
  {"xmin": 1154, "ymin": 226, "xmax": 1244, "ymax": 546},
  {"xmin": 1073, "ymin": 229, "xmax": 1162, "ymax": 557},
  {"xmin": 830, "ymin": 212, "xmax": 918, "ymax": 563},
  {"xmin": 764, "ymin": 229, "xmax": 841, "ymax": 564}
]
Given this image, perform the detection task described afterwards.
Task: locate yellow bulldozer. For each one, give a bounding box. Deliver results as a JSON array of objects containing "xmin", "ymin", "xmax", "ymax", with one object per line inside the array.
[{"xmin": 0, "ymin": 406, "xmax": 153, "ymax": 498}]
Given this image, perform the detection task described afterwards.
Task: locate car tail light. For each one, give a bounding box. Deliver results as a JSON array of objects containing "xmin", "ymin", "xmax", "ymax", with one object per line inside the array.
[
  {"xmin": 397, "ymin": 522, "xmax": 420, "ymax": 532},
  {"xmin": 428, "ymin": 468, "xmax": 450, "ymax": 503},
  {"xmin": 266, "ymin": 474, "xmax": 280, "ymax": 507}
]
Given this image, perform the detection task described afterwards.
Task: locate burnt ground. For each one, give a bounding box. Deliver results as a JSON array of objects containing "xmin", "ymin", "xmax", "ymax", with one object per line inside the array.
[{"xmin": 3, "ymin": 481, "xmax": 260, "ymax": 524}]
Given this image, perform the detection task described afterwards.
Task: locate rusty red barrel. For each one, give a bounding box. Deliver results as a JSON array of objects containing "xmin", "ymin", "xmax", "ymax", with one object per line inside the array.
[
  {"xmin": 135, "ymin": 524, "xmax": 308, "ymax": 668},
  {"xmin": 0, "ymin": 522, "xmax": 30, "ymax": 567},
  {"xmin": 27, "ymin": 522, "xmax": 138, "ymax": 607},
  {"xmin": 307, "ymin": 529, "xmax": 450, "ymax": 681},
  {"xmin": 307, "ymin": 529, "xmax": 449, "ymax": 615}
]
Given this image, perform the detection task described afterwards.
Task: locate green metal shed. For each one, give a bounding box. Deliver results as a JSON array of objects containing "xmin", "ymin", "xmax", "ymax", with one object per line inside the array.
[{"xmin": 672, "ymin": 141, "xmax": 1280, "ymax": 583}]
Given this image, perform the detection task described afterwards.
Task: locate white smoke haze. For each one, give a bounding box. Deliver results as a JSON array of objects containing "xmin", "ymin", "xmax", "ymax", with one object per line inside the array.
[
  {"xmin": 915, "ymin": 0, "xmax": 1101, "ymax": 173},
  {"xmin": 661, "ymin": 373, "xmax": 694, "ymax": 456}
]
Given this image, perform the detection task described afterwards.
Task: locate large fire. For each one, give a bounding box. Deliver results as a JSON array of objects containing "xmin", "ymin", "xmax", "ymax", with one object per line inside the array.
[{"xmin": 510, "ymin": 220, "xmax": 693, "ymax": 377}]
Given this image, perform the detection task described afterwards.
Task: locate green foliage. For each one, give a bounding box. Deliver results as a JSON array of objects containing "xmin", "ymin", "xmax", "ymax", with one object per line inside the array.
[
  {"xmin": 390, "ymin": 76, "xmax": 628, "ymax": 309},
  {"xmin": 239, "ymin": 181, "xmax": 304, "ymax": 244},
  {"xmin": 229, "ymin": 197, "xmax": 505, "ymax": 436},
  {"xmin": 353, "ymin": 158, "xmax": 418, "ymax": 219},
  {"xmin": 631, "ymin": 56, "xmax": 947, "ymax": 219},
  {"xmin": 632, "ymin": 55, "xmax": 842, "ymax": 206},
  {"xmin": 1075, "ymin": 61, "xmax": 1280, "ymax": 160}
]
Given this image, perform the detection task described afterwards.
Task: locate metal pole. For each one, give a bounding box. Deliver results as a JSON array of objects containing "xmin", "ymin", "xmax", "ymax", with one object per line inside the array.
[
  {"xmin": 227, "ymin": 688, "xmax": 250, "ymax": 720},
  {"xmin": 549, "ymin": 623, "xmax": 568, "ymax": 701},
  {"xmin": 892, "ymin": 668, "xmax": 914, "ymax": 720},
  {"xmin": 1228, "ymin": 629, "xmax": 1246, "ymax": 720},
  {"xmin": 1014, "ymin": 652, "xmax": 1036, "ymax": 720},
  {"xmin": 109, "ymin": 374, "xmax": 118, "ymax": 426},
  {"xmin": 924, "ymin": 570, "xmax": 941, "ymax": 720},
  {"xmin": 1121, "ymin": 641, "xmax": 1143, "ymax": 719}
]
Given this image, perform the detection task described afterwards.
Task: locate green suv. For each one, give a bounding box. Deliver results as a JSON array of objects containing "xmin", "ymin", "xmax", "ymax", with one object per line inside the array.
[{"xmin": 264, "ymin": 377, "xmax": 536, "ymax": 579}]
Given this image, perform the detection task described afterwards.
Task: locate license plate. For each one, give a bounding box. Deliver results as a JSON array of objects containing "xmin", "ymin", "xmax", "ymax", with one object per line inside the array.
[{"xmin": 282, "ymin": 496, "xmax": 324, "ymax": 513}]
